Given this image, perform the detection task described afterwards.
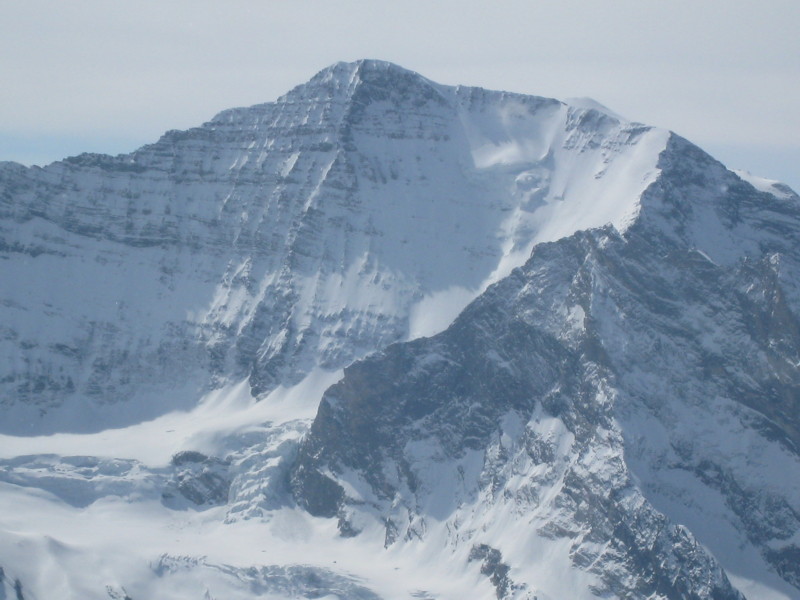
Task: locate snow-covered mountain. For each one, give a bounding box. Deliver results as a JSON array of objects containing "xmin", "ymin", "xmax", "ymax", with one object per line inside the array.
[
  {"xmin": 1, "ymin": 60, "xmax": 798, "ymax": 599},
  {"xmin": 0, "ymin": 60, "xmax": 666, "ymax": 434}
]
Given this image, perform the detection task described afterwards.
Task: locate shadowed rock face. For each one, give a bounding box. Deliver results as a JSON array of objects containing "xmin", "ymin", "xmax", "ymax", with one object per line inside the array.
[{"xmin": 291, "ymin": 133, "xmax": 800, "ymax": 598}]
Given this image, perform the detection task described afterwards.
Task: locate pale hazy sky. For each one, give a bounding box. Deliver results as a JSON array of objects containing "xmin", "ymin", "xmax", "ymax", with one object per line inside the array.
[{"xmin": 2, "ymin": 1, "xmax": 798, "ymax": 190}]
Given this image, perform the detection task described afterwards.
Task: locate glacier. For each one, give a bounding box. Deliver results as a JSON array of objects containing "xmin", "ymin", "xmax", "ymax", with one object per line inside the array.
[{"xmin": 1, "ymin": 60, "xmax": 798, "ymax": 599}]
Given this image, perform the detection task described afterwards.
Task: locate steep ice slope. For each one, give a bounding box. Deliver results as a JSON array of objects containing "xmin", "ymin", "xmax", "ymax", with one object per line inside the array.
[
  {"xmin": 1, "ymin": 59, "xmax": 666, "ymax": 433},
  {"xmin": 291, "ymin": 135, "xmax": 800, "ymax": 598}
]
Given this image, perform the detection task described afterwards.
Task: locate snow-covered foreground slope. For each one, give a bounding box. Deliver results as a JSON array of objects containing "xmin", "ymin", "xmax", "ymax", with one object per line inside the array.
[{"xmin": 1, "ymin": 61, "xmax": 799, "ymax": 599}]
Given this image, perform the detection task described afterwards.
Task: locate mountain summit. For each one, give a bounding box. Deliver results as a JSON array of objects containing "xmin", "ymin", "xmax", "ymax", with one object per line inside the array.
[
  {"xmin": 1, "ymin": 61, "xmax": 799, "ymax": 599},
  {"xmin": 0, "ymin": 60, "xmax": 666, "ymax": 432}
]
